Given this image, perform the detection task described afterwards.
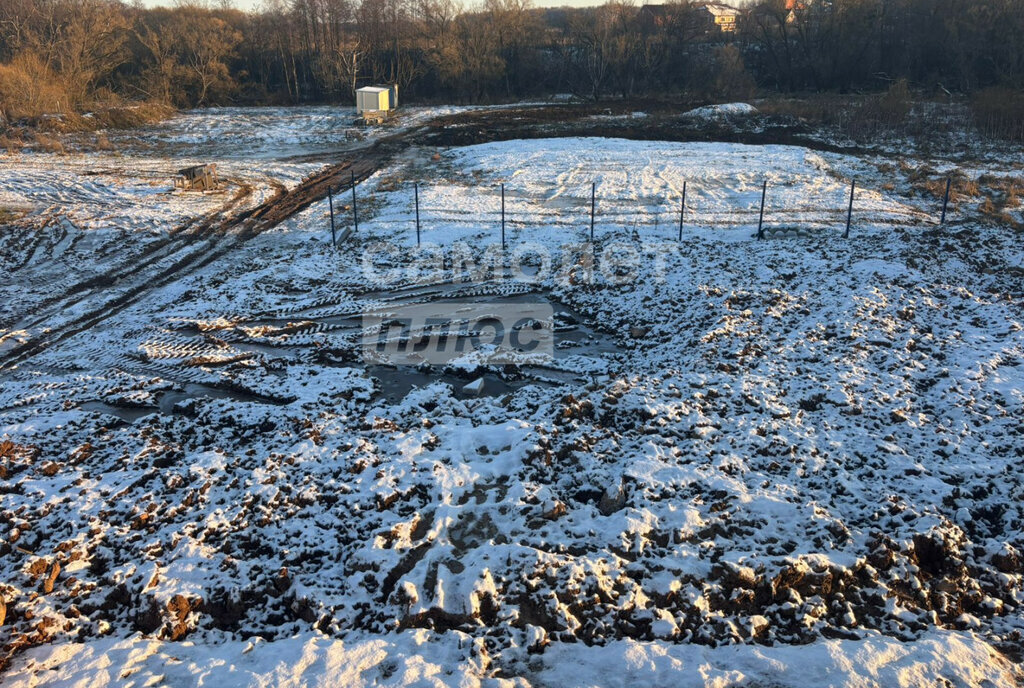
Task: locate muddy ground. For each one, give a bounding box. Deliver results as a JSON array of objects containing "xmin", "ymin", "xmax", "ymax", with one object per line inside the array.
[{"xmin": 1, "ymin": 102, "xmax": 1023, "ymax": 684}]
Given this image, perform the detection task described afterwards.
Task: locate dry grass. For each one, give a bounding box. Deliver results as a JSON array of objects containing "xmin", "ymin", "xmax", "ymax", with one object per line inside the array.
[
  {"xmin": 1, "ymin": 55, "xmax": 173, "ymax": 135},
  {"xmin": 975, "ymin": 174, "xmax": 1024, "ymax": 229},
  {"xmin": 757, "ymin": 97, "xmax": 838, "ymax": 124},
  {"xmin": 0, "ymin": 133, "xmax": 23, "ymax": 154},
  {"xmin": 848, "ymin": 79, "xmax": 913, "ymax": 137},
  {"xmin": 757, "ymin": 82, "xmax": 965, "ymax": 142},
  {"xmin": 34, "ymin": 103, "xmax": 172, "ymax": 134},
  {"xmin": 31, "ymin": 132, "xmax": 65, "ymax": 154},
  {"xmin": 906, "ymin": 169, "xmax": 1024, "ymax": 229},
  {"xmin": 971, "ymin": 88, "xmax": 1024, "ymax": 142},
  {"xmin": 95, "ymin": 132, "xmax": 113, "ymax": 151},
  {"xmin": 977, "ymin": 174, "xmax": 1023, "ymax": 199},
  {"xmin": 95, "ymin": 102, "xmax": 174, "ymax": 129},
  {"xmin": 905, "ymin": 164, "xmax": 979, "ymax": 205},
  {"xmin": 978, "ymin": 197, "xmax": 1011, "ymax": 223},
  {"xmin": 0, "ymin": 52, "xmax": 168, "ymax": 131}
]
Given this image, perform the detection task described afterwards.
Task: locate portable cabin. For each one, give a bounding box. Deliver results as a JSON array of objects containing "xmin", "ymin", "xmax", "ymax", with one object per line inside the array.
[{"xmin": 356, "ymin": 84, "xmax": 399, "ymax": 123}]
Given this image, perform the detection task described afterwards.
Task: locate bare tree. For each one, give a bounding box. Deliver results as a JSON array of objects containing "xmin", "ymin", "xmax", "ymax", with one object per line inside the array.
[{"xmin": 173, "ymin": 4, "xmax": 241, "ymax": 105}]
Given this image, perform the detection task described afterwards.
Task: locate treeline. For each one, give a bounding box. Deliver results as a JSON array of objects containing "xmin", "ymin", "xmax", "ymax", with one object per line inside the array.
[{"xmin": 1, "ymin": 0, "xmax": 1023, "ymax": 121}]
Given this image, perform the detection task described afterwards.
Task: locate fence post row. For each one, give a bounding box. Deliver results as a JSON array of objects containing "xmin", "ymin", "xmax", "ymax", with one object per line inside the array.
[{"xmin": 352, "ymin": 175, "xmax": 922, "ymax": 247}]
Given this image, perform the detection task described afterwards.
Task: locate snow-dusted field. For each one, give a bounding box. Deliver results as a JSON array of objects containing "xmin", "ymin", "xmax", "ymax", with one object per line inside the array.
[{"xmin": 1, "ymin": 108, "xmax": 1023, "ymax": 686}]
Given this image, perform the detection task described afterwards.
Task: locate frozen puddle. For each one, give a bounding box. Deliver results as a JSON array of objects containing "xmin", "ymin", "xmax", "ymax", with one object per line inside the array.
[
  {"xmin": 368, "ymin": 366, "xmax": 521, "ymax": 403},
  {"xmin": 78, "ymin": 401, "xmax": 157, "ymax": 424}
]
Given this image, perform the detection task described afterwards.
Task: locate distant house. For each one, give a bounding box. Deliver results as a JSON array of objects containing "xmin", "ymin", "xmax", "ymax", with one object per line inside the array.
[
  {"xmin": 785, "ymin": 0, "xmax": 809, "ymax": 23},
  {"xmin": 638, "ymin": 4, "xmax": 671, "ymax": 30},
  {"xmin": 701, "ymin": 3, "xmax": 740, "ymax": 33},
  {"xmin": 638, "ymin": 3, "xmax": 740, "ymax": 35}
]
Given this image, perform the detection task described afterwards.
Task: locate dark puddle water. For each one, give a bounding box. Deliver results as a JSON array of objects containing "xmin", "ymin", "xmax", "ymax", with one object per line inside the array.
[
  {"xmin": 357, "ymin": 289, "xmax": 618, "ymax": 403},
  {"xmin": 368, "ymin": 367, "xmax": 521, "ymax": 403},
  {"xmin": 370, "ymin": 363, "xmax": 593, "ymax": 403},
  {"xmin": 79, "ymin": 401, "xmax": 158, "ymax": 424},
  {"xmin": 79, "ymin": 383, "xmax": 288, "ymax": 424}
]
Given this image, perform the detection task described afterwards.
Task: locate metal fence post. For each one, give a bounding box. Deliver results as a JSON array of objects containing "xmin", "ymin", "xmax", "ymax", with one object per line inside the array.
[
  {"xmin": 757, "ymin": 179, "xmax": 767, "ymax": 240},
  {"xmin": 590, "ymin": 182, "xmax": 595, "ymax": 242},
  {"xmin": 678, "ymin": 180, "xmax": 687, "ymax": 241},
  {"xmin": 940, "ymin": 177, "xmax": 952, "ymax": 225},
  {"xmin": 414, "ymin": 182, "xmax": 421, "ymax": 246},
  {"xmin": 328, "ymin": 185, "xmax": 336, "ymax": 247},
  {"xmin": 351, "ymin": 170, "xmax": 358, "ymax": 234},
  {"xmin": 501, "ymin": 183, "xmax": 506, "ymax": 250},
  {"xmin": 844, "ymin": 179, "xmax": 855, "ymax": 239}
]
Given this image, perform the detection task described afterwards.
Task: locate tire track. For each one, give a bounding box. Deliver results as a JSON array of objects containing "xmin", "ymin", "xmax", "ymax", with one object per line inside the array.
[
  {"xmin": 0, "ymin": 142, "xmax": 399, "ymax": 373},
  {"xmin": 10, "ymin": 182, "xmax": 257, "ymax": 333}
]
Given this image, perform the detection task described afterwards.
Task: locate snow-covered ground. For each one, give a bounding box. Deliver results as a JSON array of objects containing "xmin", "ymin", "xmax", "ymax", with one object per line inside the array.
[
  {"xmin": 4, "ymin": 628, "xmax": 1018, "ymax": 687},
  {"xmin": 1, "ymin": 109, "xmax": 1022, "ymax": 686},
  {"xmin": 681, "ymin": 102, "xmax": 758, "ymax": 120},
  {"xmin": 86, "ymin": 103, "xmax": 512, "ymax": 161},
  {"xmin": 364, "ymin": 137, "xmax": 931, "ymax": 242}
]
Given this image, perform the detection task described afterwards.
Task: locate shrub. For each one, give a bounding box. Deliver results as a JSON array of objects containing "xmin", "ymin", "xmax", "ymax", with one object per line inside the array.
[
  {"xmin": 712, "ymin": 45, "xmax": 757, "ymax": 101},
  {"xmin": 0, "ymin": 134, "xmax": 23, "ymax": 154},
  {"xmin": 0, "ymin": 53, "xmax": 70, "ymax": 122}
]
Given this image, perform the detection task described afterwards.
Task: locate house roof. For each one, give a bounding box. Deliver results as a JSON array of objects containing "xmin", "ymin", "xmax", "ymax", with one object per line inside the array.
[
  {"xmin": 357, "ymin": 86, "xmax": 389, "ymax": 94},
  {"xmin": 640, "ymin": 4, "xmax": 669, "ymax": 15},
  {"xmin": 702, "ymin": 3, "xmax": 740, "ymax": 18}
]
